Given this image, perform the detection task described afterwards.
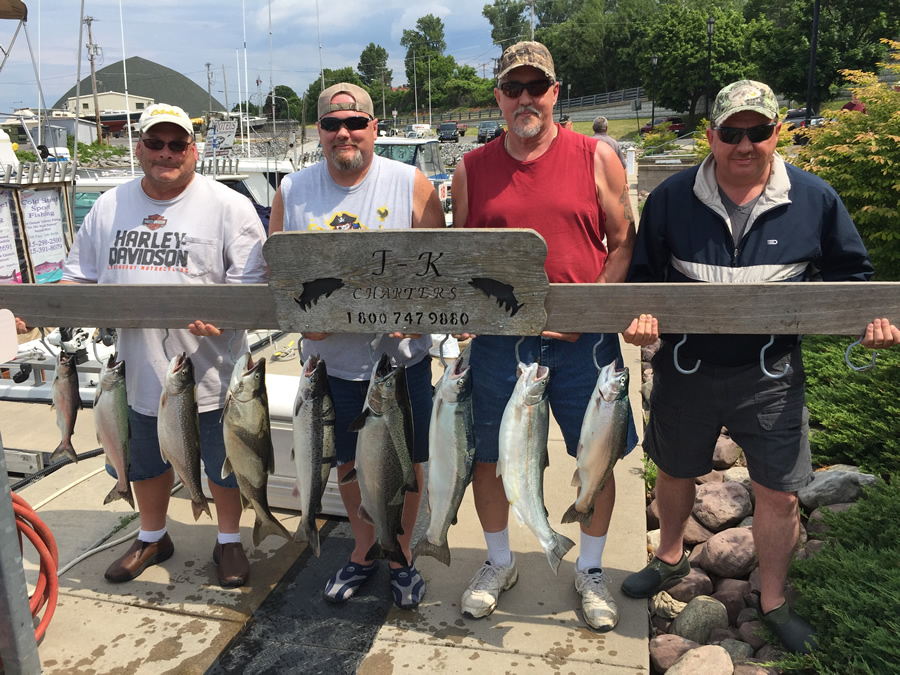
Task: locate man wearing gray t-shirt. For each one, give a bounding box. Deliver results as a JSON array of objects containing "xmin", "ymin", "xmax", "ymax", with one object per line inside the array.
[{"xmin": 269, "ymin": 83, "xmax": 445, "ymax": 609}]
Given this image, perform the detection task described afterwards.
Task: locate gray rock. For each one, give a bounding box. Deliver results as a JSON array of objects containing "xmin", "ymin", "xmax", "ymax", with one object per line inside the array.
[
  {"xmin": 827, "ymin": 464, "xmax": 861, "ymax": 473},
  {"xmin": 712, "ymin": 588, "xmax": 747, "ymax": 626},
  {"xmin": 708, "ymin": 627, "xmax": 741, "ymax": 643},
  {"xmin": 684, "ymin": 516, "xmax": 716, "ymax": 545},
  {"xmin": 668, "ymin": 568, "xmax": 714, "ymax": 603},
  {"xmin": 696, "ymin": 470, "xmax": 725, "ymax": 484},
  {"xmin": 737, "ymin": 515, "xmax": 754, "ymax": 528},
  {"xmin": 694, "ymin": 482, "xmax": 753, "ymax": 531},
  {"xmin": 641, "ymin": 380, "xmax": 653, "ymax": 404},
  {"xmin": 736, "ymin": 607, "xmax": 758, "ymax": 626},
  {"xmin": 722, "ymin": 466, "xmax": 755, "ymax": 505},
  {"xmin": 651, "ymin": 614, "xmax": 673, "ymax": 635},
  {"xmin": 733, "ymin": 663, "xmax": 781, "ymax": 675},
  {"xmin": 720, "ymin": 638, "xmax": 755, "ymax": 662},
  {"xmin": 755, "ymin": 643, "xmax": 785, "ymax": 661},
  {"xmin": 642, "ymin": 340, "xmax": 662, "ymax": 361},
  {"xmin": 712, "ymin": 435, "xmax": 742, "ymax": 469},
  {"xmin": 716, "ymin": 578, "xmax": 750, "ymax": 596},
  {"xmin": 671, "ymin": 596, "xmax": 729, "ymax": 644},
  {"xmin": 806, "ymin": 502, "xmax": 854, "ymax": 536},
  {"xmin": 700, "ymin": 528, "xmax": 758, "ymax": 578},
  {"xmin": 667, "ymin": 645, "xmax": 733, "ymax": 674},
  {"xmin": 648, "ymin": 528, "xmax": 661, "ymax": 554},
  {"xmin": 738, "ymin": 620, "xmax": 767, "ymax": 650},
  {"xmin": 649, "ymin": 634, "xmax": 699, "ymax": 672},
  {"xmin": 794, "ymin": 539, "xmax": 826, "ymax": 561},
  {"xmin": 798, "ymin": 470, "xmax": 878, "ymax": 510},
  {"xmin": 748, "ymin": 567, "xmax": 761, "ymax": 597},
  {"xmin": 689, "ymin": 542, "xmax": 706, "ymax": 567},
  {"xmin": 642, "ymin": 365, "xmax": 654, "ymax": 383}
]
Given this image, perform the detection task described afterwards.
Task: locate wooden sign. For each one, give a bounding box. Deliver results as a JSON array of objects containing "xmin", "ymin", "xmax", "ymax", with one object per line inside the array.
[{"xmin": 264, "ymin": 229, "xmax": 549, "ymax": 335}]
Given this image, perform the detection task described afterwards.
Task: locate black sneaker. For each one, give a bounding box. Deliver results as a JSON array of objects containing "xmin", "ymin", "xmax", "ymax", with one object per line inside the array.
[
  {"xmin": 621, "ymin": 553, "xmax": 690, "ymax": 598},
  {"xmin": 757, "ymin": 599, "xmax": 817, "ymax": 654}
]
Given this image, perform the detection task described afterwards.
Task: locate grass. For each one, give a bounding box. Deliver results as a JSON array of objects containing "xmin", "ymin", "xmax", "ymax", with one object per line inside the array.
[{"xmin": 572, "ymin": 117, "xmax": 655, "ymax": 141}]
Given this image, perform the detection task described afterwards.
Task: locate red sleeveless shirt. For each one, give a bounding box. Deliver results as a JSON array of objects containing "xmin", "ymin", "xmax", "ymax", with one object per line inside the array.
[{"xmin": 462, "ymin": 126, "xmax": 607, "ymax": 283}]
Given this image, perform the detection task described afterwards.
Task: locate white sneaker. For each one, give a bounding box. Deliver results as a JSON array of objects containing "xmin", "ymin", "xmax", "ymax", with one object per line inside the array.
[
  {"xmin": 461, "ymin": 555, "xmax": 518, "ymax": 619},
  {"xmin": 575, "ymin": 567, "xmax": 618, "ymax": 632}
]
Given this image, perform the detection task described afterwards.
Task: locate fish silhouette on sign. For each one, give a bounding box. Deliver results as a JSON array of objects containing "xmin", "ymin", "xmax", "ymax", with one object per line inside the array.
[
  {"xmin": 469, "ymin": 277, "xmax": 524, "ymax": 316},
  {"xmin": 294, "ymin": 278, "xmax": 345, "ymax": 311}
]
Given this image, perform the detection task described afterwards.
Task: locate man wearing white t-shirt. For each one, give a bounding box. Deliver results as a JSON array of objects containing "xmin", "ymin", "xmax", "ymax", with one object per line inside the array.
[{"xmin": 63, "ymin": 104, "xmax": 268, "ymax": 587}]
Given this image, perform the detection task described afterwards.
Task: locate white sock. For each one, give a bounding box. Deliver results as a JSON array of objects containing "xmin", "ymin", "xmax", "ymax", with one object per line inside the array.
[
  {"xmin": 576, "ymin": 532, "xmax": 608, "ymax": 572},
  {"xmin": 138, "ymin": 527, "xmax": 166, "ymax": 543},
  {"xmin": 484, "ymin": 528, "xmax": 512, "ymax": 567},
  {"xmin": 217, "ymin": 531, "xmax": 242, "ymax": 545}
]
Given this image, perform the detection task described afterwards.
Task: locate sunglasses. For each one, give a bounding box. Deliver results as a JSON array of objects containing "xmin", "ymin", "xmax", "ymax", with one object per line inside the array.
[
  {"xmin": 498, "ymin": 79, "xmax": 554, "ymax": 98},
  {"xmin": 319, "ymin": 116, "xmax": 372, "ymax": 132},
  {"xmin": 141, "ymin": 137, "xmax": 192, "ymax": 153},
  {"xmin": 714, "ymin": 123, "xmax": 777, "ymax": 145}
]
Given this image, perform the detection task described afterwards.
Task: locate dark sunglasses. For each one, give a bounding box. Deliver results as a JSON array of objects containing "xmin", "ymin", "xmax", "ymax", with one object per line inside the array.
[
  {"xmin": 714, "ymin": 123, "xmax": 777, "ymax": 145},
  {"xmin": 141, "ymin": 137, "xmax": 192, "ymax": 152},
  {"xmin": 498, "ymin": 79, "xmax": 554, "ymax": 98},
  {"xmin": 319, "ymin": 116, "xmax": 372, "ymax": 132}
]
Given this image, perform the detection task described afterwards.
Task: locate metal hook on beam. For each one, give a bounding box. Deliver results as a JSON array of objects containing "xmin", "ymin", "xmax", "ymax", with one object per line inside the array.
[
  {"xmin": 227, "ymin": 329, "xmax": 239, "ymax": 364},
  {"xmin": 592, "ymin": 334, "xmax": 606, "ymax": 371},
  {"xmin": 844, "ymin": 334, "xmax": 877, "ymax": 372},
  {"xmin": 162, "ymin": 328, "xmax": 171, "ymax": 361},
  {"xmin": 759, "ymin": 335, "xmax": 789, "ymax": 379},
  {"xmin": 438, "ymin": 335, "xmax": 450, "ymax": 369},
  {"xmin": 514, "ymin": 336, "xmax": 526, "ymax": 364},
  {"xmin": 673, "ymin": 334, "xmax": 700, "ymax": 374}
]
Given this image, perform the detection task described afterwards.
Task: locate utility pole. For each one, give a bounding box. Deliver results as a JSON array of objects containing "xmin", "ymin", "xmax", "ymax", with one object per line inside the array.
[
  {"xmin": 83, "ymin": 16, "xmax": 103, "ymax": 144},
  {"xmin": 222, "ymin": 64, "xmax": 229, "ymax": 113},
  {"xmin": 529, "ymin": 0, "xmax": 535, "ymax": 40},
  {"xmin": 381, "ymin": 70, "xmax": 386, "ymax": 120},
  {"xmin": 206, "ymin": 62, "xmax": 213, "ymax": 127}
]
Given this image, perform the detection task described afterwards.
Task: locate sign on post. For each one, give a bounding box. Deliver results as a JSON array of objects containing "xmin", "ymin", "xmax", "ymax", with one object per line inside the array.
[
  {"xmin": 19, "ymin": 188, "xmax": 67, "ymax": 283},
  {"xmin": 202, "ymin": 120, "xmax": 239, "ymax": 160},
  {"xmin": 0, "ymin": 190, "xmax": 23, "ymax": 284},
  {"xmin": 264, "ymin": 229, "xmax": 549, "ymax": 335}
]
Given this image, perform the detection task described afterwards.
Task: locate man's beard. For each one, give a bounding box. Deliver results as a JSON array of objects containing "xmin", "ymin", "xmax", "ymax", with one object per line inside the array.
[
  {"xmin": 512, "ymin": 105, "xmax": 543, "ymax": 139},
  {"xmin": 331, "ymin": 145, "xmax": 364, "ymax": 171}
]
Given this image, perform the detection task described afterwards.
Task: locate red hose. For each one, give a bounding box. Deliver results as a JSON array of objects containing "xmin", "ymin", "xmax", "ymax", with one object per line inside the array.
[{"xmin": 7, "ymin": 491, "xmax": 59, "ymax": 644}]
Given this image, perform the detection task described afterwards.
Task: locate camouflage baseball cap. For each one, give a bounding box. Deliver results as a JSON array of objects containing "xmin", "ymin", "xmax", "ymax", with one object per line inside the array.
[
  {"xmin": 711, "ymin": 80, "xmax": 779, "ymax": 127},
  {"xmin": 317, "ymin": 82, "xmax": 375, "ymax": 120},
  {"xmin": 497, "ymin": 41, "xmax": 556, "ymax": 81}
]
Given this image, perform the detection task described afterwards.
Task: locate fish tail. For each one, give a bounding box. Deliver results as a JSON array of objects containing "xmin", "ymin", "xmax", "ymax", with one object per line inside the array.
[
  {"xmin": 366, "ymin": 541, "xmax": 408, "ymax": 567},
  {"xmin": 560, "ymin": 502, "xmax": 593, "ymax": 527},
  {"xmin": 50, "ymin": 439, "xmax": 78, "ymax": 464},
  {"xmin": 545, "ymin": 533, "xmax": 576, "ymax": 575},
  {"xmin": 293, "ymin": 518, "xmax": 321, "ymax": 557},
  {"xmin": 104, "ymin": 482, "xmax": 135, "ymax": 510},
  {"xmin": 192, "ymin": 496, "xmax": 212, "ymax": 522},
  {"xmin": 412, "ymin": 537, "xmax": 451, "ymax": 567},
  {"xmin": 253, "ymin": 514, "xmax": 292, "ymax": 547}
]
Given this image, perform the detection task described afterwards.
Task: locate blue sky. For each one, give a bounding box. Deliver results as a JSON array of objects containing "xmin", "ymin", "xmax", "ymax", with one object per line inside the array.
[{"xmin": 0, "ymin": 0, "xmax": 499, "ymax": 116}]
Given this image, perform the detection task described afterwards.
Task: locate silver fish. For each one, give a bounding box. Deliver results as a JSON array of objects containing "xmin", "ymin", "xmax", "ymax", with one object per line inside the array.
[
  {"xmin": 562, "ymin": 361, "xmax": 630, "ymax": 527},
  {"xmin": 413, "ymin": 344, "xmax": 475, "ymax": 566},
  {"xmin": 94, "ymin": 355, "xmax": 134, "ymax": 508},
  {"xmin": 291, "ymin": 354, "xmax": 336, "ymax": 556},
  {"xmin": 342, "ymin": 353, "xmax": 417, "ymax": 566},
  {"xmin": 50, "ymin": 351, "xmax": 82, "ymax": 463},
  {"xmin": 222, "ymin": 353, "xmax": 291, "ymax": 546},
  {"xmin": 158, "ymin": 353, "xmax": 211, "ymax": 522},
  {"xmin": 498, "ymin": 361, "xmax": 574, "ymax": 574}
]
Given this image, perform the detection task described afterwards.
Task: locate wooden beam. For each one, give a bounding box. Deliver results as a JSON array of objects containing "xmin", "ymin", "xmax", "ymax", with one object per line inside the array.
[{"xmin": 0, "ymin": 282, "xmax": 897, "ymax": 335}]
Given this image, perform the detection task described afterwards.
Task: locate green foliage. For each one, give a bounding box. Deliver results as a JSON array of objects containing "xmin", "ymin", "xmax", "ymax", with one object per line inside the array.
[
  {"xmin": 803, "ymin": 334, "xmax": 900, "ymax": 477},
  {"xmin": 65, "ymin": 134, "xmax": 127, "ymax": 162},
  {"xmin": 641, "ymin": 455, "xmax": 658, "ymax": 493},
  {"xmin": 781, "ymin": 478, "xmax": 900, "ymax": 673},
  {"xmin": 358, "ymin": 43, "xmax": 391, "ymax": 88},
  {"xmin": 790, "ymin": 47, "xmax": 900, "ymax": 280},
  {"xmin": 640, "ymin": 124, "xmax": 678, "ymax": 153},
  {"xmin": 14, "ymin": 148, "xmax": 38, "ymax": 162},
  {"xmin": 264, "ymin": 85, "xmax": 300, "ymax": 120},
  {"xmin": 482, "ymin": 0, "xmax": 529, "ymax": 48}
]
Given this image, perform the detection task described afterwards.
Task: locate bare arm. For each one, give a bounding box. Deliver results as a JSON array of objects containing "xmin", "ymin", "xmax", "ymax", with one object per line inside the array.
[
  {"xmin": 594, "ymin": 141, "xmax": 635, "ymax": 284},
  {"xmin": 451, "ymin": 159, "xmax": 469, "ymax": 228},
  {"xmin": 268, "ymin": 186, "xmax": 285, "ymax": 234},
  {"xmin": 412, "ymin": 170, "xmax": 445, "ymax": 229}
]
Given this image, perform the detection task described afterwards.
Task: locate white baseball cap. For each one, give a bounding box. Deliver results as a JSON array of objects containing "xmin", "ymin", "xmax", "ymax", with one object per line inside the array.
[{"xmin": 138, "ymin": 103, "xmax": 193, "ymax": 136}]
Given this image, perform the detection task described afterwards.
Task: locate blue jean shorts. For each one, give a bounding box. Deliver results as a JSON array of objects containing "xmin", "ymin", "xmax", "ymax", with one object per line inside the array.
[
  {"xmin": 469, "ymin": 334, "xmax": 639, "ymax": 463},
  {"xmin": 329, "ymin": 357, "xmax": 433, "ymax": 465},
  {"xmin": 105, "ymin": 407, "xmax": 238, "ymax": 489}
]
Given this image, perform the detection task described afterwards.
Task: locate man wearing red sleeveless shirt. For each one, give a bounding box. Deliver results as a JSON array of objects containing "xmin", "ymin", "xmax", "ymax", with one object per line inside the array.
[{"xmin": 451, "ymin": 41, "xmax": 641, "ymax": 632}]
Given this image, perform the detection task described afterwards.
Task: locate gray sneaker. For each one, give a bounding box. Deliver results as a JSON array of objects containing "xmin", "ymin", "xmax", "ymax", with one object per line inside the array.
[
  {"xmin": 575, "ymin": 567, "xmax": 618, "ymax": 632},
  {"xmin": 461, "ymin": 555, "xmax": 518, "ymax": 619},
  {"xmin": 621, "ymin": 553, "xmax": 690, "ymax": 598}
]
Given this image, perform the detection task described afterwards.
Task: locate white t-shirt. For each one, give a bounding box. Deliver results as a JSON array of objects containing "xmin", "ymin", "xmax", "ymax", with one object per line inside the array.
[{"xmin": 63, "ymin": 175, "xmax": 267, "ymax": 415}]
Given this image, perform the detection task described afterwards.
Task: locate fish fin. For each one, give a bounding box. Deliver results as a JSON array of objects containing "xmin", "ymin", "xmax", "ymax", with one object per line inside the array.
[
  {"xmin": 347, "ymin": 409, "xmax": 369, "ymax": 432},
  {"xmin": 451, "ymin": 515, "xmax": 458, "ymax": 526},
  {"xmin": 560, "ymin": 502, "xmax": 593, "ymax": 526},
  {"xmin": 104, "ymin": 484, "xmax": 135, "ymax": 510},
  {"xmin": 221, "ymin": 456, "xmax": 233, "ymax": 479},
  {"xmin": 239, "ymin": 491, "xmax": 250, "ymax": 511},
  {"xmin": 571, "ymin": 469, "xmax": 581, "ymax": 488},
  {"xmin": 159, "ymin": 391, "xmax": 167, "ymax": 409},
  {"xmin": 267, "ymin": 440, "xmax": 276, "ymax": 475},
  {"xmin": 364, "ymin": 542, "xmax": 384, "ymax": 562},
  {"xmin": 412, "ymin": 537, "xmax": 451, "ymax": 567},
  {"xmin": 340, "ymin": 468, "xmax": 358, "ymax": 485},
  {"xmin": 511, "ymin": 508, "xmax": 525, "ymax": 527},
  {"xmin": 541, "ymin": 447, "xmax": 550, "ymax": 470},
  {"xmin": 50, "ymin": 440, "xmax": 78, "ymax": 464},
  {"xmin": 192, "ymin": 497, "xmax": 212, "ymax": 522},
  {"xmin": 357, "ymin": 505, "xmax": 375, "ymax": 526},
  {"xmin": 291, "ymin": 481, "xmax": 299, "ymax": 498},
  {"xmin": 293, "ymin": 518, "xmax": 321, "ymax": 557},
  {"xmin": 366, "ymin": 541, "xmax": 408, "ymax": 566},
  {"xmin": 545, "ymin": 533, "xmax": 576, "ymax": 575},
  {"xmin": 254, "ymin": 514, "xmax": 291, "ymax": 546},
  {"xmin": 290, "ymin": 446, "xmax": 294, "ymax": 462}
]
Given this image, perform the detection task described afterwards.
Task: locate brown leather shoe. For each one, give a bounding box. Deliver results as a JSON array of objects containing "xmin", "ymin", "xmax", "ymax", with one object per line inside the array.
[
  {"xmin": 104, "ymin": 534, "xmax": 175, "ymax": 583},
  {"xmin": 213, "ymin": 542, "xmax": 249, "ymax": 588}
]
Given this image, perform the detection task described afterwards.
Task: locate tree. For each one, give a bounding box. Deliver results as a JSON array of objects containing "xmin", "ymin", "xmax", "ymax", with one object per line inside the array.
[
  {"xmin": 535, "ymin": 0, "xmax": 584, "ymax": 27},
  {"xmin": 791, "ymin": 46, "xmax": 900, "ymax": 280},
  {"xmin": 264, "ymin": 84, "xmax": 300, "ymax": 120},
  {"xmin": 358, "ymin": 43, "xmax": 390, "ymax": 87},
  {"xmin": 743, "ymin": 0, "xmax": 900, "ymax": 109},
  {"xmin": 400, "ymin": 15, "xmax": 448, "ymax": 114},
  {"xmin": 482, "ymin": 0, "xmax": 529, "ymax": 48}
]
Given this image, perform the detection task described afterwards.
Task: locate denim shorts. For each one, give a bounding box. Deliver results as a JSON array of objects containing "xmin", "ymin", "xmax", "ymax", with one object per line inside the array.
[
  {"xmin": 329, "ymin": 357, "xmax": 433, "ymax": 465},
  {"xmin": 644, "ymin": 343, "xmax": 812, "ymax": 492},
  {"xmin": 468, "ymin": 334, "xmax": 639, "ymax": 463},
  {"xmin": 105, "ymin": 407, "xmax": 238, "ymax": 489}
]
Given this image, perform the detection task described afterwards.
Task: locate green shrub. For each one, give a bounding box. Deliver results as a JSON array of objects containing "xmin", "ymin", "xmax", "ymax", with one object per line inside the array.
[
  {"xmin": 639, "ymin": 124, "xmax": 678, "ymax": 154},
  {"xmin": 780, "ymin": 478, "xmax": 900, "ymax": 674},
  {"xmin": 641, "ymin": 455, "xmax": 657, "ymax": 493},
  {"xmin": 14, "ymin": 148, "xmax": 38, "ymax": 163},
  {"xmin": 66, "ymin": 134, "xmax": 128, "ymax": 163},
  {"xmin": 803, "ymin": 335, "xmax": 900, "ymax": 477}
]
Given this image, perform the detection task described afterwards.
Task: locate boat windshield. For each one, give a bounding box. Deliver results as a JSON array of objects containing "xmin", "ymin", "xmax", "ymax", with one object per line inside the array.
[{"xmin": 374, "ymin": 142, "xmax": 448, "ymax": 181}]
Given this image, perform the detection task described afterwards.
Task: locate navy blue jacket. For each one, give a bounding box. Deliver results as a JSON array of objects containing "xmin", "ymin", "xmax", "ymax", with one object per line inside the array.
[{"xmin": 628, "ymin": 155, "xmax": 873, "ymax": 365}]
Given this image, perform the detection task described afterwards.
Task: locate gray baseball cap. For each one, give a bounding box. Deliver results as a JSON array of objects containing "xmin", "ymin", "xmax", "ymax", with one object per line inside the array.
[{"xmin": 317, "ymin": 83, "xmax": 375, "ymax": 119}]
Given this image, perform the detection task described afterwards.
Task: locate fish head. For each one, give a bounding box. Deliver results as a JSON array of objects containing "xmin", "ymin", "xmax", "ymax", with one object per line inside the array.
[
  {"xmin": 598, "ymin": 361, "xmax": 629, "ymax": 402},
  {"xmin": 230, "ymin": 355, "xmax": 267, "ymax": 403},
  {"xmin": 366, "ymin": 353, "xmax": 405, "ymax": 415},
  {"xmin": 101, "ymin": 355, "xmax": 126, "ymax": 389},
  {"xmin": 164, "ymin": 352, "xmax": 195, "ymax": 392},
  {"xmin": 299, "ymin": 354, "xmax": 328, "ymax": 401},
  {"xmin": 56, "ymin": 350, "xmax": 77, "ymax": 377},
  {"xmin": 516, "ymin": 361, "xmax": 549, "ymax": 406},
  {"xmin": 444, "ymin": 344, "xmax": 473, "ymax": 401}
]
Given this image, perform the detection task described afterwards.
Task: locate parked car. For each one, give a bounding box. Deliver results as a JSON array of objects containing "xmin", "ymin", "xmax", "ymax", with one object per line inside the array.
[
  {"xmin": 377, "ymin": 121, "xmax": 397, "ymax": 137},
  {"xmin": 477, "ymin": 120, "xmax": 503, "ymax": 143},
  {"xmin": 640, "ymin": 117, "xmax": 685, "ymax": 135},
  {"xmin": 438, "ymin": 122, "xmax": 460, "ymax": 143},
  {"xmin": 781, "ymin": 108, "xmax": 825, "ymax": 145}
]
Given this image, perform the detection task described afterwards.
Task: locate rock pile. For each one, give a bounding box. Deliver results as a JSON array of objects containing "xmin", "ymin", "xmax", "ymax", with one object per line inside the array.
[{"xmin": 638, "ymin": 340, "xmax": 877, "ymax": 674}]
